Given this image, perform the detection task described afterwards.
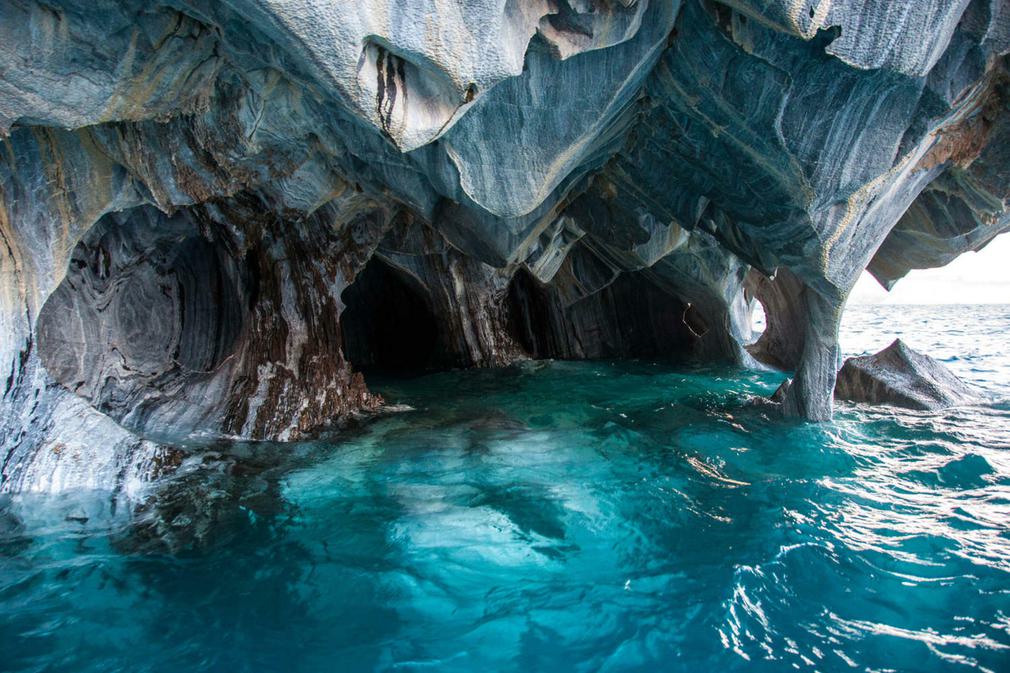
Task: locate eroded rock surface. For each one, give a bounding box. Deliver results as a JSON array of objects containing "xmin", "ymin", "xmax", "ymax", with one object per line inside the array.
[
  {"xmin": 835, "ymin": 339, "xmax": 981, "ymax": 410},
  {"xmin": 1, "ymin": 0, "xmax": 1009, "ymax": 492}
]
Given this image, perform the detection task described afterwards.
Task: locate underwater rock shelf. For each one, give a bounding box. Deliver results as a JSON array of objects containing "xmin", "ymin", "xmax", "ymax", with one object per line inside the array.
[{"xmin": 2, "ymin": 0, "xmax": 1009, "ymax": 492}]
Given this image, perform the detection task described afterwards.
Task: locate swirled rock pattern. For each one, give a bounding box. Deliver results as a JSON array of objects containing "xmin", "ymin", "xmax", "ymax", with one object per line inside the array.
[{"xmin": 1, "ymin": 0, "xmax": 1009, "ymax": 492}]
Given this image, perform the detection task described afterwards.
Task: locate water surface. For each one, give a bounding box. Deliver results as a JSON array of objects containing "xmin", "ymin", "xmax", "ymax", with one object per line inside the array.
[{"xmin": 1, "ymin": 305, "xmax": 1009, "ymax": 672}]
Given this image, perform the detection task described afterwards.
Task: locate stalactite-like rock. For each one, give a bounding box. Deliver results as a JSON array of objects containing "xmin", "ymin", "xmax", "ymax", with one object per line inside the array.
[{"xmin": 2, "ymin": 0, "xmax": 1009, "ymax": 491}]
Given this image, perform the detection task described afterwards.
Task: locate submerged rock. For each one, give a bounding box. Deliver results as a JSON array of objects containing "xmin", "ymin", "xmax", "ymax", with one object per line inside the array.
[{"xmin": 835, "ymin": 340, "xmax": 980, "ymax": 411}]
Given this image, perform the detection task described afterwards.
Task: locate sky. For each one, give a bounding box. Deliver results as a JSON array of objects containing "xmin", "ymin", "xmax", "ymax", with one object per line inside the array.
[{"xmin": 849, "ymin": 234, "xmax": 1010, "ymax": 305}]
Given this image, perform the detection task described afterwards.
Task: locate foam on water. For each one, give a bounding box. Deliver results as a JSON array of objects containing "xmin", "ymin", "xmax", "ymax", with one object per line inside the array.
[{"xmin": 1, "ymin": 306, "xmax": 1009, "ymax": 672}]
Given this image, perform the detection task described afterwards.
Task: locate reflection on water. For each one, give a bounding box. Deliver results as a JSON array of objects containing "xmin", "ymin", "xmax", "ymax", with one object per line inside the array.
[{"xmin": 1, "ymin": 306, "xmax": 1009, "ymax": 672}]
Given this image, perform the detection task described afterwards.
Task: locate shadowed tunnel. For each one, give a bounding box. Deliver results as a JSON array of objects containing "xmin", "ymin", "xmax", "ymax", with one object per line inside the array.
[
  {"xmin": 506, "ymin": 268, "xmax": 702, "ymax": 361},
  {"xmin": 340, "ymin": 256, "xmax": 440, "ymax": 376}
]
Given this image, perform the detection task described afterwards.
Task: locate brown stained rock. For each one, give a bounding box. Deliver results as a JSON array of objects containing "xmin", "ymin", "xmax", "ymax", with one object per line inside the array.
[
  {"xmin": 918, "ymin": 72, "xmax": 1007, "ymax": 173},
  {"xmin": 36, "ymin": 192, "xmax": 395, "ymax": 444}
]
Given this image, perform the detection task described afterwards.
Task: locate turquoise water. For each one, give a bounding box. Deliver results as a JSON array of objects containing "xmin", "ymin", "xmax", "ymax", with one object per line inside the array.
[{"xmin": 2, "ymin": 306, "xmax": 1010, "ymax": 672}]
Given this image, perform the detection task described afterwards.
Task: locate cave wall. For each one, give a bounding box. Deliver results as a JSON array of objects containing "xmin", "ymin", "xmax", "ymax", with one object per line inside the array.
[
  {"xmin": 508, "ymin": 266, "xmax": 701, "ymax": 361},
  {"xmin": 35, "ymin": 195, "xmax": 389, "ymax": 443},
  {"xmin": 1, "ymin": 0, "xmax": 1010, "ymax": 491}
]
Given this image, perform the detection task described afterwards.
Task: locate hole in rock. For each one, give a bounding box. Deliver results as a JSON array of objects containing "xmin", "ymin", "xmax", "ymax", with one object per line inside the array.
[
  {"xmin": 37, "ymin": 207, "xmax": 245, "ymax": 417},
  {"xmin": 340, "ymin": 256, "xmax": 439, "ymax": 376},
  {"xmin": 746, "ymin": 299, "xmax": 767, "ymax": 345}
]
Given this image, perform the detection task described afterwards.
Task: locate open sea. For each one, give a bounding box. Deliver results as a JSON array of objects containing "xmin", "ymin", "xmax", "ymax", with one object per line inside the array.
[{"xmin": 1, "ymin": 304, "xmax": 1009, "ymax": 672}]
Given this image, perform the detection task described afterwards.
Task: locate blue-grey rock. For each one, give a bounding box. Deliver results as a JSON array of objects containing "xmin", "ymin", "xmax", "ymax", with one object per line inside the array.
[{"xmin": 835, "ymin": 339, "xmax": 981, "ymax": 410}]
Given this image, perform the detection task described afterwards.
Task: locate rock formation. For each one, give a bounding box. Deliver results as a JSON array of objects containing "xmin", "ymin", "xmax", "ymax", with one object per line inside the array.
[
  {"xmin": 835, "ymin": 339, "xmax": 980, "ymax": 410},
  {"xmin": 2, "ymin": 1, "xmax": 1009, "ymax": 491}
]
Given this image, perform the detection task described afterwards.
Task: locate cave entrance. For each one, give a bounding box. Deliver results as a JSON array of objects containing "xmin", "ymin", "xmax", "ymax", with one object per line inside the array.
[
  {"xmin": 340, "ymin": 256, "xmax": 439, "ymax": 376},
  {"xmin": 506, "ymin": 267, "xmax": 700, "ymax": 361}
]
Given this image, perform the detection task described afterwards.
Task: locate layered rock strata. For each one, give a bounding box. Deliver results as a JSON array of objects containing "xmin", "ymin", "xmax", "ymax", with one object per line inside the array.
[{"xmin": 2, "ymin": 0, "xmax": 1009, "ymax": 491}]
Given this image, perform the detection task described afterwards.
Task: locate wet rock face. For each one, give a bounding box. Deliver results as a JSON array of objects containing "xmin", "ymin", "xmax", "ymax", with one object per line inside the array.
[
  {"xmin": 34, "ymin": 197, "xmax": 388, "ymax": 442},
  {"xmin": 835, "ymin": 340, "xmax": 980, "ymax": 411},
  {"xmin": 2, "ymin": 0, "xmax": 1010, "ymax": 491},
  {"xmin": 37, "ymin": 208, "xmax": 246, "ymax": 422},
  {"xmin": 507, "ymin": 266, "xmax": 702, "ymax": 361}
]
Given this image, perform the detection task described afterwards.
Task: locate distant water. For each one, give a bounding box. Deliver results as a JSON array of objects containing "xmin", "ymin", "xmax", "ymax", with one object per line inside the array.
[
  {"xmin": 841, "ymin": 304, "xmax": 1010, "ymax": 397},
  {"xmin": 2, "ymin": 305, "xmax": 1009, "ymax": 672}
]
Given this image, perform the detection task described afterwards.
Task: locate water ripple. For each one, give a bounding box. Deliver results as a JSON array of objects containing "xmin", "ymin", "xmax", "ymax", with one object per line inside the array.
[{"xmin": 0, "ymin": 306, "xmax": 1007, "ymax": 671}]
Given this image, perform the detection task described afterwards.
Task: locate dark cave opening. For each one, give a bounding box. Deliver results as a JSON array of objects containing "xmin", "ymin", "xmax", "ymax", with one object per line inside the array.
[
  {"xmin": 340, "ymin": 256, "xmax": 439, "ymax": 376},
  {"xmin": 506, "ymin": 267, "xmax": 700, "ymax": 361}
]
